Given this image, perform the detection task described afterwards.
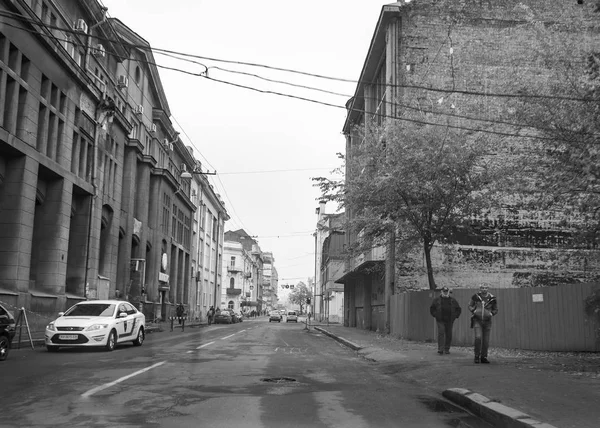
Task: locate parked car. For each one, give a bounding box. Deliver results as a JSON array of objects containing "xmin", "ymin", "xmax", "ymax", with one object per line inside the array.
[
  {"xmin": 286, "ymin": 311, "xmax": 298, "ymax": 323},
  {"xmin": 214, "ymin": 309, "xmax": 233, "ymax": 324},
  {"xmin": 269, "ymin": 312, "xmax": 282, "ymax": 322},
  {"xmin": 44, "ymin": 300, "xmax": 145, "ymax": 352},
  {"xmin": 0, "ymin": 302, "xmax": 16, "ymax": 361}
]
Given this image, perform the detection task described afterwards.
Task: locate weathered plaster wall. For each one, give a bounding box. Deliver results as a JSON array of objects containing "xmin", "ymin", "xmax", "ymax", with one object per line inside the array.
[{"xmin": 391, "ymin": 0, "xmax": 600, "ymax": 290}]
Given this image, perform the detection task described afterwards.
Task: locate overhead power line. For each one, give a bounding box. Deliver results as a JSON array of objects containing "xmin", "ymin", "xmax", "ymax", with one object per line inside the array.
[
  {"xmin": 0, "ymin": 10, "xmax": 596, "ymax": 144},
  {"xmin": 0, "ymin": 9, "xmax": 594, "ymax": 103}
]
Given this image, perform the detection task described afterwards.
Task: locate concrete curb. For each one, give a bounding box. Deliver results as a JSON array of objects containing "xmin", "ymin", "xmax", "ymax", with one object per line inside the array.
[
  {"xmin": 442, "ymin": 388, "xmax": 558, "ymax": 428},
  {"xmin": 314, "ymin": 326, "xmax": 363, "ymax": 351}
]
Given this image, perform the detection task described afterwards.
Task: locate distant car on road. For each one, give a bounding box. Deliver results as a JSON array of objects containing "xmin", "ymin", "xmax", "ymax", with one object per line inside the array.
[
  {"xmin": 269, "ymin": 312, "xmax": 282, "ymax": 322},
  {"xmin": 286, "ymin": 311, "xmax": 298, "ymax": 323},
  {"xmin": 44, "ymin": 300, "xmax": 145, "ymax": 352},
  {"xmin": 214, "ymin": 309, "xmax": 234, "ymax": 324},
  {"xmin": 0, "ymin": 302, "xmax": 16, "ymax": 361}
]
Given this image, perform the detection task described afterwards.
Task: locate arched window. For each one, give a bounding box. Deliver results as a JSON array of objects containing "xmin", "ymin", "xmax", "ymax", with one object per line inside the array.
[
  {"xmin": 229, "ymin": 277, "xmax": 235, "ymax": 288},
  {"xmin": 228, "ymin": 300, "xmax": 234, "ymax": 309}
]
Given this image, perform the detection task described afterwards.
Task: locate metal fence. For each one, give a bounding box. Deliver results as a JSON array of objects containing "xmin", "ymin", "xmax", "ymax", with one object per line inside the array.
[{"xmin": 390, "ymin": 283, "xmax": 600, "ymax": 352}]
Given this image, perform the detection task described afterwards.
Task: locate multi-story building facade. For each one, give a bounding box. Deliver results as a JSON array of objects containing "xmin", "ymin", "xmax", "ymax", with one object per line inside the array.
[
  {"xmin": 221, "ymin": 240, "xmax": 253, "ymax": 312},
  {"xmin": 314, "ymin": 202, "xmax": 344, "ymax": 323},
  {"xmin": 0, "ymin": 0, "xmax": 226, "ymax": 327},
  {"xmin": 223, "ymin": 229, "xmax": 266, "ymax": 313},
  {"xmin": 261, "ymin": 252, "xmax": 278, "ymax": 314},
  {"xmin": 337, "ymin": 1, "xmax": 600, "ymax": 331}
]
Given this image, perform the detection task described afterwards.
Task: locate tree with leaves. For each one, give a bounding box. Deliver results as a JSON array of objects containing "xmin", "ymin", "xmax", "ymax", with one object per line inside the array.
[
  {"xmin": 314, "ymin": 119, "xmax": 507, "ymax": 290},
  {"xmin": 288, "ymin": 281, "xmax": 312, "ymax": 314}
]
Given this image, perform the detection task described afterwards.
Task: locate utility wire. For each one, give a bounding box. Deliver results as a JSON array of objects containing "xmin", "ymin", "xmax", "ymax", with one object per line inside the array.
[
  {"xmin": 0, "ymin": 9, "xmax": 594, "ymax": 102},
  {"xmin": 1, "ymin": 10, "xmax": 596, "ymax": 143}
]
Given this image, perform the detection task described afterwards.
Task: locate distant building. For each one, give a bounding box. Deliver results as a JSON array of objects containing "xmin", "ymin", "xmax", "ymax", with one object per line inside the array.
[
  {"xmin": 314, "ymin": 202, "xmax": 345, "ymax": 323},
  {"xmin": 223, "ymin": 229, "xmax": 267, "ymax": 313}
]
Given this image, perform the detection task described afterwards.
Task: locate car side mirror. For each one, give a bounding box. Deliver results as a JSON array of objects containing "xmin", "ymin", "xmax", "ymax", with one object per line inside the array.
[
  {"xmin": 119, "ymin": 312, "xmax": 128, "ymax": 318},
  {"xmin": 57, "ymin": 312, "xmax": 65, "ymax": 317}
]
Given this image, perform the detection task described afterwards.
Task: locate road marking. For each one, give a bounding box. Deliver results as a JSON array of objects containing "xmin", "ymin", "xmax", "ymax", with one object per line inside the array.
[
  {"xmin": 221, "ymin": 334, "xmax": 235, "ymax": 340},
  {"xmin": 239, "ymin": 329, "xmax": 246, "ymax": 333},
  {"xmin": 81, "ymin": 361, "xmax": 166, "ymax": 398},
  {"xmin": 281, "ymin": 338, "xmax": 289, "ymax": 346},
  {"xmin": 196, "ymin": 341, "xmax": 215, "ymax": 349}
]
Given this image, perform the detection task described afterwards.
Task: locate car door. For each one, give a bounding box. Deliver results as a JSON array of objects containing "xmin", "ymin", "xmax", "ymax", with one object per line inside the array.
[
  {"xmin": 121, "ymin": 303, "xmax": 138, "ymax": 339},
  {"xmin": 115, "ymin": 303, "xmax": 130, "ymax": 340}
]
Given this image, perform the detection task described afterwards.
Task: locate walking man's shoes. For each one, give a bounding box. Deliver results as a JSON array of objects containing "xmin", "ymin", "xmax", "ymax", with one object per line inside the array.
[
  {"xmin": 437, "ymin": 350, "xmax": 444, "ymax": 355},
  {"xmin": 474, "ymin": 357, "xmax": 480, "ymax": 363},
  {"xmin": 444, "ymin": 350, "xmax": 450, "ymax": 354},
  {"xmin": 480, "ymin": 357, "xmax": 490, "ymax": 364}
]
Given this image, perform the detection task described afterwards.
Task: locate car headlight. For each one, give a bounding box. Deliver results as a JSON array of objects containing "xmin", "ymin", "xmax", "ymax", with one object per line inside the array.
[
  {"xmin": 46, "ymin": 322, "xmax": 56, "ymax": 331},
  {"xmin": 85, "ymin": 324, "xmax": 109, "ymax": 332}
]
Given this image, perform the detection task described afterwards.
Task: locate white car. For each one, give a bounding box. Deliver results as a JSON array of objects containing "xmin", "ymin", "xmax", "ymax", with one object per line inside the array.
[
  {"xmin": 286, "ymin": 311, "xmax": 298, "ymax": 323},
  {"xmin": 45, "ymin": 300, "xmax": 145, "ymax": 352}
]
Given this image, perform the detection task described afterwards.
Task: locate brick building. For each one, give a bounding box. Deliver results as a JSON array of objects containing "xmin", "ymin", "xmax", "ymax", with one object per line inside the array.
[
  {"xmin": 0, "ymin": 0, "xmax": 226, "ymax": 325},
  {"xmin": 338, "ymin": 1, "xmax": 600, "ymax": 330}
]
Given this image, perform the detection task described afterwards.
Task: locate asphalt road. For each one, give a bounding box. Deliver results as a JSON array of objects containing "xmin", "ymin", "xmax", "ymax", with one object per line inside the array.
[{"xmin": 1, "ymin": 318, "xmax": 490, "ymax": 427}]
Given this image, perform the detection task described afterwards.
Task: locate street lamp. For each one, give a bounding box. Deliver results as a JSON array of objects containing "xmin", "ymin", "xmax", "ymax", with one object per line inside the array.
[{"xmin": 180, "ymin": 165, "xmax": 217, "ymax": 179}]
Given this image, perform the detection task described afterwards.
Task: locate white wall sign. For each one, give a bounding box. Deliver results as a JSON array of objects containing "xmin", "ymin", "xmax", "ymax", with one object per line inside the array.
[{"xmin": 532, "ymin": 294, "xmax": 544, "ymax": 303}]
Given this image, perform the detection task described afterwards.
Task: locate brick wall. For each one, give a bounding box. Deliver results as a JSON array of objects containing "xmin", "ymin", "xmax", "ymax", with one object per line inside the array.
[{"xmin": 391, "ymin": 0, "xmax": 600, "ymax": 289}]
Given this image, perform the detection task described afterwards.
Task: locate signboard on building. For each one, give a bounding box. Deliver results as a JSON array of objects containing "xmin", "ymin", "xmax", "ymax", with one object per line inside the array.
[{"xmin": 159, "ymin": 251, "xmax": 170, "ymax": 290}]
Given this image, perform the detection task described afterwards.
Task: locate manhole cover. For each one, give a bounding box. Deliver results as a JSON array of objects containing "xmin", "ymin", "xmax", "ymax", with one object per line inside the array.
[{"xmin": 260, "ymin": 377, "xmax": 297, "ymax": 383}]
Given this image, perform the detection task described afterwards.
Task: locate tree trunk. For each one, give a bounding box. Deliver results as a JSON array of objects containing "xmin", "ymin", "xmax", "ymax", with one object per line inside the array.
[{"xmin": 423, "ymin": 236, "xmax": 436, "ymax": 290}]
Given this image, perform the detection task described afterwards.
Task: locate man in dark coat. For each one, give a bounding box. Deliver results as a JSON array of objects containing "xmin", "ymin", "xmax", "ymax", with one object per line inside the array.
[
  {"xmin": 468, "ymin": 283, "xmax": 498, "ymax": 364},
  {"xmin": 430, "ymin": 286, "xmax": 462, "ymax": 355}
]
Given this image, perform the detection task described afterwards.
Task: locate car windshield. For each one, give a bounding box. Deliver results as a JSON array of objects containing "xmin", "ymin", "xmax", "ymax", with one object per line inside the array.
[{"xmin": 64, "ymin": 303, "xmax": 116, "ymax": 317}]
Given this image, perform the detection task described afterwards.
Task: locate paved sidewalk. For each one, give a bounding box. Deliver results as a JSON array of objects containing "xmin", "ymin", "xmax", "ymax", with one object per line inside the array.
[{"xmin": 309, "ymin": 323, "xmax": 600, "ymax": 428}]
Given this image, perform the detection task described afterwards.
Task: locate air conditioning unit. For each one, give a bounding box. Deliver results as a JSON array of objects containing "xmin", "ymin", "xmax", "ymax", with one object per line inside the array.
[
  {"xmin": 150, "ymin": 123, "xmax": 157, "ymax": 133},
  {"xmin": 117, "ymin": 75, "xmax": 128, "ymax": 88},
  {"xmin": 92, "ymin": 44, "xmax": 105, "ymax": 58},
  {"xmin": 168, "ymin": 142, "xmax": 174, "ymax": 151},
  {"xmin": 74, "ymin": 19, "xmax": 88, "ymax": 34},
  {"xmin": 181, "ymin": 164, "xmax": 188, "ymax": 173},
  {"xmin": 135, "ymin": 104, "xmax": 144, "ymax": 115},
  {"xmin": 163, "ymin": 138, "xmax": 170, "ymax": 148}
]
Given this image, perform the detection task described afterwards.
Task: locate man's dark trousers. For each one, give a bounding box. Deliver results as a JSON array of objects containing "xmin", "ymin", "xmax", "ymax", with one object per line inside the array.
[{"xmin": 437, "ymin": 320, "xmax": 454, "ymax": 353}]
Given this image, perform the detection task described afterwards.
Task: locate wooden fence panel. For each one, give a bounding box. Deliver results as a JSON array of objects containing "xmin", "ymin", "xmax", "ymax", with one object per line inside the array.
[{"xmin": 389, "ymin": 283, "xmax": 600, "ymax": 352}]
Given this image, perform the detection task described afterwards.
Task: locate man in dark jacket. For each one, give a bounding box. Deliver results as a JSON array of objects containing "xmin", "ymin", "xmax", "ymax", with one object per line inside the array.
[
  {"xmin": 430, "ymin": 286, "xmax": 462, "ymax": 355},
  {"xmin": 468, "ymin": 284, "xmax": 498, "ymax": 364}
]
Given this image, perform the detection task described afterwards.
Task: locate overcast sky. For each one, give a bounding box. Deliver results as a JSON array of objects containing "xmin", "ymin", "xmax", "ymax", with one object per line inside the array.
[{"xmin": 101, "ymin": 0, "xmax": 391, "ymax": 285}]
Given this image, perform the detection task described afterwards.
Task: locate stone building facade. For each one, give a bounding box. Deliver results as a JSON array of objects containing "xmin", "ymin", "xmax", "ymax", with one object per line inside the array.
[
  {"xmin": 0, "ymin": 0, "xmax": 226, "ymax": 325},
  {"xmin": 339, "ymin": 1, "xmax": 600, "ymax": 330}
]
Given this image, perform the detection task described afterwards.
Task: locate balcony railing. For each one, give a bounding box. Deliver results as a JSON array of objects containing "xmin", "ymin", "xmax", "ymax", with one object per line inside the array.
[
  {"xmin": 227, "ymin": 265, "xmax": 242, "ymax": 272},
  {"xmin": 349, "ymin": 244, "xmax": 386, "ymax": 271}
]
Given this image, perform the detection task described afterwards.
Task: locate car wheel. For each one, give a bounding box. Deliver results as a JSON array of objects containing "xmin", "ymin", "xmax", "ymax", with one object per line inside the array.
[
  {"xmin": 269, "ymin": 320, "xmax": 271, "ymax": 322},
  {"xmin": 105, "ymin": 330, "xmax": 117, "ymax": 352},
  {"xmin": 133, "ymin": 327, "xmax": 144, "ymax": 346},
  {"xmin": 0, "ymin": 335, "xmax": 10, "ymax": 361},
  {"xmin": 46, "ymin": 345, "xmax": 59, "ymax": 352}
]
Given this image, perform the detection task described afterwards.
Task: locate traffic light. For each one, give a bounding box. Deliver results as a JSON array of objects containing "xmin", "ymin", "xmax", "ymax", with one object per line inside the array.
[{"xmin": 306, "ymin": 297, "xmax": 311, "ymax": 305}]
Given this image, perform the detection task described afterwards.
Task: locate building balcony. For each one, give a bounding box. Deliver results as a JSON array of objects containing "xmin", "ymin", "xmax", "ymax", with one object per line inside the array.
[
  {"xmin": 336, "ymin": 244, "xmax": 387, "ymax": 284},
  {"xmin": 227, "ymin": 265, "xmax": 242, "ymax": 273},
  {"xmin": 226, "ymin": 287, "xmax": 242, "ymax": 295}
]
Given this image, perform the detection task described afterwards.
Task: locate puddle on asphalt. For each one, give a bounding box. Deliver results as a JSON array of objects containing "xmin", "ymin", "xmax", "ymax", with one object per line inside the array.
[{"xmin": 417, "ymin": 396, "xmax": 493, "ymax": 428}]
